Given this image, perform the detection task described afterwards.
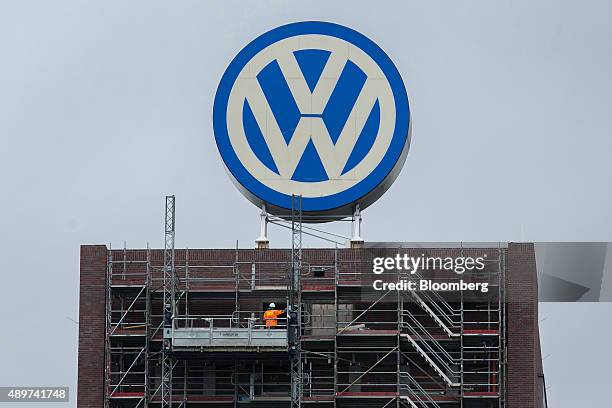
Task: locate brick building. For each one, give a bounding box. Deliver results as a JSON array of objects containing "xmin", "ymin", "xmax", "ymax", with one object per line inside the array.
[{"xmin": 78, "ymin": 243, "xmax": 545, "ymax": 408}]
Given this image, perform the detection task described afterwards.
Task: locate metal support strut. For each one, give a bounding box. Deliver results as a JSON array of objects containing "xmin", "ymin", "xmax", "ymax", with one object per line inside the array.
[
  {"xmin": 161, "ymin": 195, "xmax": 176, "ymax": 408},
  {"xmin": 255, "ymin": 204, "xmax": 269, "ymax": 248},
  {"xmin": 289, "ymin": 195, "xmax": 303, "ymax": 408}
]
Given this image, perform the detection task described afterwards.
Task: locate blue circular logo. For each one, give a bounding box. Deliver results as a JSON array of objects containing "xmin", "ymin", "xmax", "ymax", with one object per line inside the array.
[{"xmin": 213, "ymin": 21, "xmax": 410, "ymax": 216}]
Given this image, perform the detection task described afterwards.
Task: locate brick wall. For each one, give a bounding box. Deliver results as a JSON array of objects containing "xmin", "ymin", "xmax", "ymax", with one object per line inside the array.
[
  {"xmin": 78, "ymin": 245, "xmax": 107, "ymax": 408},
  {"xmin": 507, "ymin": 243, "xmax": 545, "ymax": 408}
]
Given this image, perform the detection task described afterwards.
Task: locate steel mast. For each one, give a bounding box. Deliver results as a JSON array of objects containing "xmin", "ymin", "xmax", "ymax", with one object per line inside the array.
[
  {"xmin": 161, "ymin": 195, "xmax": 176, "ymax": 408},
  {"xmin": 289, "ymin": 194, "xmax": 303, "ymax": 408}
]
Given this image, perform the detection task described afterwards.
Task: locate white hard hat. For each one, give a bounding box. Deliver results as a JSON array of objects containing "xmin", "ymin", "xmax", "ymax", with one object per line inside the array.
[{"xmin": 269, "ymin": 302, "xmax": 276, "ymax": 308}]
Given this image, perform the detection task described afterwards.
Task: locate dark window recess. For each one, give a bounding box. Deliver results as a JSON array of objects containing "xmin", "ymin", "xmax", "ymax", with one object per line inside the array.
[{"xmin": 312, "ymin": 267, "xmax": 326, "ymax": 278}]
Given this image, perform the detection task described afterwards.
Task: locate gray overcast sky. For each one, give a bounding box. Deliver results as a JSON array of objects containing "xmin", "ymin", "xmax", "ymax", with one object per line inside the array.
[{"xmin": 1, "ymin": 1, "xmax": 611, "ymax": 407}]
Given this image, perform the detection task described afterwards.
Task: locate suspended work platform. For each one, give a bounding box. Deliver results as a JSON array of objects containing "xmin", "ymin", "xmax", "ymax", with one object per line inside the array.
[{"xmin": 171, "ymin": 316, "xmax": 288, "ymax": 351}]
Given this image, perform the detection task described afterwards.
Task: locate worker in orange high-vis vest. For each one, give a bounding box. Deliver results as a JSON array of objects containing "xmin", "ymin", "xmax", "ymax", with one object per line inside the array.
[{"xmin": 263, "ymin": 303, "xmax": 285, "ymax": 328}]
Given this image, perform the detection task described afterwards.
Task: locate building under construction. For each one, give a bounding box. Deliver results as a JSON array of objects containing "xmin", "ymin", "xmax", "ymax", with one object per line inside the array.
[{"xmin": 78, "ymin": 201, "xmax": 546, "ymax": 408}]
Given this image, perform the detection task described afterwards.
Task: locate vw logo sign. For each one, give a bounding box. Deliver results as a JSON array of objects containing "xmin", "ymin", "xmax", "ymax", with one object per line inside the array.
[{"xmin": 213, "ymin": 21, "xmax": 411, "ymax": 217}]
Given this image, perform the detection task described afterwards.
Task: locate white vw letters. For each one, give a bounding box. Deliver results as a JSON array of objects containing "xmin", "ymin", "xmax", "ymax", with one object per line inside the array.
[{"xmin": 226, "ymin": 35, "xmax": 396, "ymax": 197}]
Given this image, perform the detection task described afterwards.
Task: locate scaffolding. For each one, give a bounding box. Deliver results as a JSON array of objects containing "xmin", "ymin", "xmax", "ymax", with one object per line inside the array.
[
  {"xmin": 103, "ymin": 202, "xmax": 507, "ymax": 408},
  {"xmin": 104, "ymin": 245, "xmax": 506, "ymax": 408}
]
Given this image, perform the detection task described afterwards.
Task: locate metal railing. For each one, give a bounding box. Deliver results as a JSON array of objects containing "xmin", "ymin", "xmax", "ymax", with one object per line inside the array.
[
  {"xmin": 400, "ymin": 371, "xmax": 444, "ymax": 408},
  {"xmin": 173, "ymin": 314, "xmax": 288, "ymax": 330}
]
